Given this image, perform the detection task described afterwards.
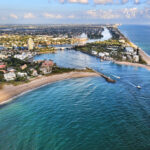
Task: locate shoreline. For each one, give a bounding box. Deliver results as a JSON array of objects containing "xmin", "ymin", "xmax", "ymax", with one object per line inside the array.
[
  {"xmin": 117, "ymin": 26, "xmax": 150, "ymax": 66},
  {"xmin": 113, "ymin": 61, "xmax": 150, "ymax": 70},
  {"xmin": 0, "ymin": 71, "xmax": 99, "ymax": 106}
]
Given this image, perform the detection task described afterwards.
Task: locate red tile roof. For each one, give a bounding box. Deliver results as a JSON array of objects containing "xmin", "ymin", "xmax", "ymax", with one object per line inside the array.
[
  {"xmin": 0, "ymin": 65, "xmax": 6, "ymax": 69},
  {"xmin": 42, "ymin": 60, "xmax": 54, "ymax": 67}
]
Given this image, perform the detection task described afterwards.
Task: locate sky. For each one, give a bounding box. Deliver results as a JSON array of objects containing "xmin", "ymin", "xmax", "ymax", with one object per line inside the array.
[{"xmin": 0, "ymin": 0, "xmax": 150, "ymax": 24}]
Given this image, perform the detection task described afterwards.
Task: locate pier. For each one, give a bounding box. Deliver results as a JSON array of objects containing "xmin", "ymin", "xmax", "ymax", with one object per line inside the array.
[{"xmin": 90, "ymin": 69, "xmax": 116, "ymax": 83}]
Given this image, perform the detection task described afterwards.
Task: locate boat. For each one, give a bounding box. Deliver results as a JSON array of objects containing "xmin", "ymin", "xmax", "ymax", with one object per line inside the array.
[
  {"xmin": 136, "ymin": 85, "xmax": 141, "ymax": 89},
  {"xmin": 112, "ymin": 75, "xmax": 120, "ymax": 79}
]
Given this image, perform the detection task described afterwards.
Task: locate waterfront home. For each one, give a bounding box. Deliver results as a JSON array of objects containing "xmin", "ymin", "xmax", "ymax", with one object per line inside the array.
[
  {"xmin": 104, "ymin": 52, "xmax": 109, "ymax": 56},
  {"xmin": 133, "ymin": 55, "xmax": 139, "ymax": 63},
  {"xmin": 31, "ymin": 69, "xmax": 38, "ymax": 77},
  {"xmin": 40, "ymin": 60, "xmax": 54, "ymax": 75},
  {"xmin": 4, "ymin": 72, "xmax": 16, "ymax": 81},
  {"xmin": 99, "ymin": 52, "xmax": 105, "ymax": 58},
  {"xmin": 41, "ymin": 60, "xmax": 54, "ymax": 68},
  {"xmin": 92, "ymin": 50, "xmax": 98, "ymax": 55},
  {"xmin": 122, "ymin": 56, "xmax": 127, "ymax": 61}
]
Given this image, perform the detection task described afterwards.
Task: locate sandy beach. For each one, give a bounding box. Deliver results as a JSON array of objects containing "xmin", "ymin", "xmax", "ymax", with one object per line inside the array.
[
  {"xmin": 0, "ymin": 71, "xmax": 99, "ymax": 105},
  {"xmin": 114, "ymin": 61, "xmax": 150, "ymax": 70}
]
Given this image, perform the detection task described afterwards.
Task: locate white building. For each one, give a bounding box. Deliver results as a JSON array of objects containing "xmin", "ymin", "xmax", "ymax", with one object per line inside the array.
[
  {"xmin": 119, "ymin": 39, "xmax": 125, "ymax": 44},
  {"xmin": 125, "ymin": 47, "xmax": 134, "ymax": 53},
  {"xmin": 4, "ymin": 72, "xmax": 16, "ymax": 81},
  {"xmin": 17, "ymin": 72, "xmax": 27, "ymax": 77},
  {"xmin": 92, "ymin": 51, "xmax": 98, "ymax": 55},
  {"xmin": 104, "ymin": 52, "xmax": 109, "ymax": 56},
  {"xmin": 133, "ymin": 55, "xmax": 139, "ymax": 63},
  {"xmin": 99, "ymin": 52, "xmax": 105, "ymax": 57},
  {"xmin": 28, "ymin": 38, "xmax": 34, "ymax": 50},
  {"xmin": 14, "ymin": 52, "xmax": 33, "ymax": 60},
  {"xmin": 0, "ymin": 54, "xmax": 7, "ymax": 59}
]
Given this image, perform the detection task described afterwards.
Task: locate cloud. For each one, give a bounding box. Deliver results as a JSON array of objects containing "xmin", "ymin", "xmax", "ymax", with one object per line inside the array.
[
  {"xmin": 123, "ymin": 7, "xmax": 138, "ymax": 18},
  {"xmin": 24, "ymin": 13, "xmax": 35, "ymax": 19},
  {"xmin": 10, "ymin": 14, "xmax": 18, "ymax": 19},
  {"xmin": 122, "ymin": 0, "xmax": 128, "ymax": 4},
  {"xmin": 86, "ymin": 7, "xmax": 139, "ymax": 19},
  {"xmin": 86, "ymin": 9, "xmax": 120, "ymax": 19},
  {"xmin": 68, "ymin": 15, "xmax": 76, "ymax": 18},
  {"xmin": 93, "ymin": 0, "xmax": 113, "ymax": 4},
  {"xmin": 58, "ymin": 0, "xmax": 145, "ymax": 5},
  {"xmin": 43, "ymin": 13, "xmax": 63, "ymax": 19}
]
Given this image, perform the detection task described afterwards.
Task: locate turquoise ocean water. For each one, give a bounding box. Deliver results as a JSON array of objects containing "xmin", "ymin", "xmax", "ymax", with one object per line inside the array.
[{"xmin": 0, "ymin": 26, "xmax": 150, "ymax": 150}]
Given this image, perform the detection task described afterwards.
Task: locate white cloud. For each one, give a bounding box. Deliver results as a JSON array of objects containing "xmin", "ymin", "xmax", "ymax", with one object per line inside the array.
[
  {"xmin": 87, "ymin": 8, "xmax": 139, "ymax": 19},
  {"xmin": 10, "ymin": 14, "xmax": 18, "ymax": 19},
  {"xmin": 87, "ymin": 9, "xmax": 120, "ymax": 19},
  {"xmin": 68, "ymin": 15, "xmax": 76, "ymax": 18},
  {"xmin": 93, "ymin": 0, "xmax": 113, "ymax": 4},
  {"xmin": 58, "ymin": 0, "xmax": 144, "ymax": 5},
  {"xmin": 122, "ymin": 0, "xmax": 128, "ymax": 4},
  {"xmin": 43, "ymin": 13, "xmax": 63, "ymax": 19},
  {"xmin": 123, "ymin": 8, "xmax": 138, "ymax": 18},
  {"xmin": 134, "ymin": 0, "xmax": 139, "ymax": 4},
  {"xmin": 24, "ymin": 13, "xmax": 35, "ymax": 19}
]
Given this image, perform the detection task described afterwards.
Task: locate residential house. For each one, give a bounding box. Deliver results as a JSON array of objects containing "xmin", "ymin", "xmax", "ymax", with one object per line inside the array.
[
  {"xmin": 20, "ymin": 64, "xmax": 27, "ymax": 70},
  {"xmin": 0, "ymin": 54, "xmax": 7, "ymax": 59},
  {"xmin": 133, "ymin": 55, "xmax": 139, "ymax": 63},
  {"xmin": 0, "ymin": 65, "xmax": 6, "ymax": 69},
  {"xmin": 17, "ymin": 72, "xmax": 27, "ymax": 77},
  {"xmin": 92, "ymin": 51, "xmax": 98, "ymax": 55},
  {"xmin": 4, "ymin": 72, "xmax": 16, "ymax": 81},
  {"xmin": 40, "ymin": 60, "xmax": 54, "ymax": 74}
]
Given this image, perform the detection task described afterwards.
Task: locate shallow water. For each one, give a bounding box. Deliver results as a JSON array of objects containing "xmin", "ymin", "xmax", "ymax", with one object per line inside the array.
[{"xmin": 0, "ymin": 49, "xmax": 150, "ymax": 150}]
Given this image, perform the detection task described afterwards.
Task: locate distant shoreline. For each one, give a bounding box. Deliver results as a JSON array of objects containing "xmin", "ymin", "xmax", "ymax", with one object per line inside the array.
[
  {"xmin": 0, "ymin": 71, "xmax": 99, "ymax": 106},
  {"xmin": 117, "ymin": 26, "xmax": 150, "ymax": 66},
  {"xmin": 113, "ymin": 61, "xmax": 150, "ymax": 70}
]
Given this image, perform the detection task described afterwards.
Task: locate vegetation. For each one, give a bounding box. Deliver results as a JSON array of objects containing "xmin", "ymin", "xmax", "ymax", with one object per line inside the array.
[
  {"xmin": 74, "ymin": 40, "xmax": 123, "ymax": 57},
  {"xmin": 52, "ymin": 66, "xmax": 76, "ymax": 74},
  {"xmin": 0, "ymin": 72, "xmax": 4, "ymax": 82}
]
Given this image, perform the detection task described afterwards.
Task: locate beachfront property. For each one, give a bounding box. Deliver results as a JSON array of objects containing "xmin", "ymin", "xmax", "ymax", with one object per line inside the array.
[
  {"xmin": 4, "ymin": 72, "xmax": 16, "ymax": 81},
  {"xmin": 40, "ymin": 60, "xmax": 54, "ymax": 74}
]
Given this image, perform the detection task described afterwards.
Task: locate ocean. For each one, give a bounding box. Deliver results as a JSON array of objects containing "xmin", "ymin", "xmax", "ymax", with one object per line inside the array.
[{"xmin": 0, "ymin": 26, "xmax": 150, "ymax": 150}]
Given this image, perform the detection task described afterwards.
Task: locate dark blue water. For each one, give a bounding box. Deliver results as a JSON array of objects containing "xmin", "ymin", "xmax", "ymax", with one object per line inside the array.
[
  {"xmin": 119, "ymin": 25, "xmax": 150, "ymax": 55},
  {"xmin": 0, "ymin": 50, "xmax": 150, "ymax": 149}
]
